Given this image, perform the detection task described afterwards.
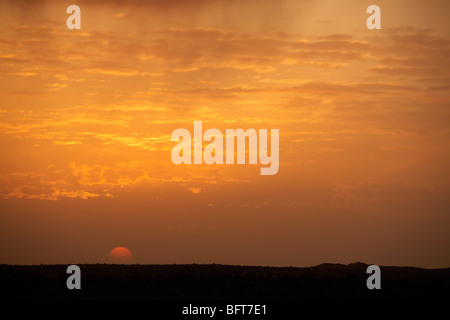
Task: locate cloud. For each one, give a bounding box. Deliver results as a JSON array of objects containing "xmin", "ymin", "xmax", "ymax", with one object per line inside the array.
[
  {"xmin": 367, "ymin": 29, "xmax": 450, "ymax": 82},
  {"xmin": 0, "ymin": 2, "xmax": 449, "ymax": 210},
  {"xmin": 188, "ymin": 187, "xmax": 202, "ymax": 194},
  {"xmin": 331, "ymin": 181, "xmax": 450, "ymax": 216}
]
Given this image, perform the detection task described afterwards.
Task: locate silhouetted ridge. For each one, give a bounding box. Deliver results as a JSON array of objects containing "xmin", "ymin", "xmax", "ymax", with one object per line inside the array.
[
  {"xmin": 1, "ymin": 263, "xmax": 448, "ymax": 300},
  {"xmin": 347, "ymin": 262, "xmax": 369, "ymax": 269},
  {"xmin": 314, "ymin": 263, "xmax": 347, "ymax": 269}
]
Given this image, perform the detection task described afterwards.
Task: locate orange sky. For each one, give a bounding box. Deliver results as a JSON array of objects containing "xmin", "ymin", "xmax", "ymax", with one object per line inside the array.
[{"xmin": 0, "ymin": 0, "xmax": 449, "ymax": 267}]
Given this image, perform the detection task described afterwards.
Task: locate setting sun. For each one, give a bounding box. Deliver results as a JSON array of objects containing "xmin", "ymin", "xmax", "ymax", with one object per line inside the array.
[{"xmin": 109, "ymin": 247, "xmax": 132, "ymax": 264}]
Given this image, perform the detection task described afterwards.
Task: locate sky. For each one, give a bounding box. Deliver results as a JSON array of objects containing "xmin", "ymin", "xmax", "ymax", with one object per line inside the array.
[{"xmin": 0, "ymin": 0, "xmax": 449, "ymax": 267}]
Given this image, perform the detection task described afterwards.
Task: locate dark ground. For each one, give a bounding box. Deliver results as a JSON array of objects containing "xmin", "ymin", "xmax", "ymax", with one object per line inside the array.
[{"xmin": 1, "ymin": 262, "xmax": 449, "ymax": 300}]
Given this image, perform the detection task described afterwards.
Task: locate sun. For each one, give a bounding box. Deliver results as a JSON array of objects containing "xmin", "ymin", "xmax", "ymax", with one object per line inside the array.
[{"xmin": 109, "ymin": 247, "xmax": 133, "ymax": 264}]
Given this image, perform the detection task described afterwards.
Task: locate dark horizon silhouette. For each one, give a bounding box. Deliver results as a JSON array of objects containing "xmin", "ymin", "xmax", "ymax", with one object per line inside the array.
[{"xmin": 1, "ymin": 262, "xmax": 449, "ymax": 300}]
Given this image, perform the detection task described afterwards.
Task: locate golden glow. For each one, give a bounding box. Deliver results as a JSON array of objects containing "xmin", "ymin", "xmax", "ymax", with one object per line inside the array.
[{"xmin": 0, "ymin": 0, "xmax": 449, "ymax": 267}]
